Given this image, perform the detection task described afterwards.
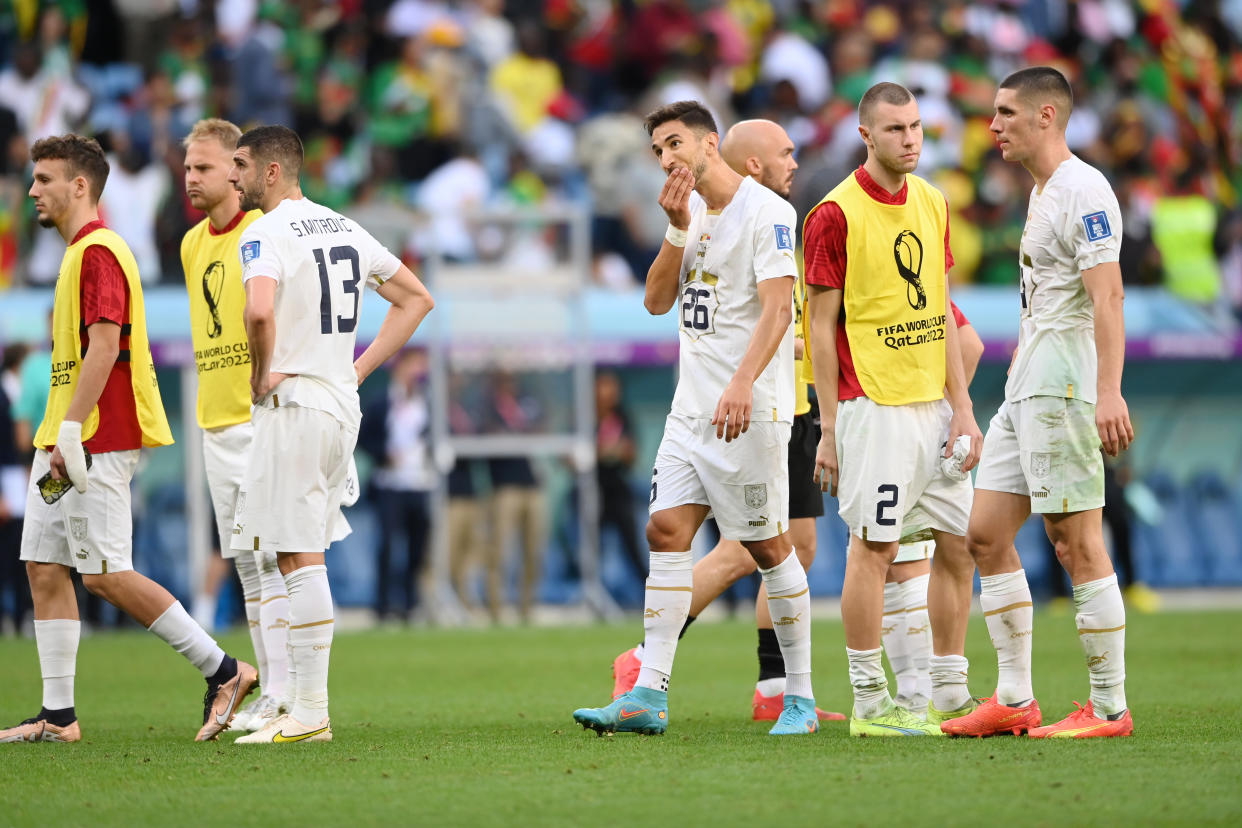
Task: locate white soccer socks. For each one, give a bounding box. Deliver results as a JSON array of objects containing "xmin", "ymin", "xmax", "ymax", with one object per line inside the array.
[
  {"xmin": 256, "ymin": 551, "xmax": 291, "ymax": 701},
  {"xmin": 285, "ymin": 564, "xmax": 334, "ymax": 725},
  {"xmin": 235, "ymin": 553, "xmax": 267, "ymax": 688},
  {"xmin": 979, "ymin": 569, "xmax": 1034, "ymax": 705},
  {"xmin": 148, "ymin": 601, "xmax": 227, "ymax": 676},
  {"xmin": 760, "ymin": 552, "xmax": 812, "ymax": 699},
  {"xmin": 883, "ymin": 575, "xmax": 931, "ymax": 713},
  {"xmin": 846, "ymin": 647, "xmax": 889, "ymax": 719},
  {"xmin": 634, "ymin": 551, "xmax": 693, "ymax": 693},
  {"xmin": 34, "ymin": 619, "xmax": 80, "ymax": 711},
  {"xmin": 1074, "ymin": 574, "xmax": 1127, "ymax": 716}
]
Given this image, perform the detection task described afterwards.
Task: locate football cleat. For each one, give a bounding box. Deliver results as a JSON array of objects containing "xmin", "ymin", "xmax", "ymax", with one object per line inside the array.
[
  {"xmin": 230, "ymin": 694, "xmax": 264, "ymax": 732},
  {"xmin": 1028, "ymin": 701, "xmax": 1133, "ymax": 739},
  {"xmin": 768, "ymin": 695, "xmax": 819, "ymax": 735},
  {"xmin": 895, "ymin": 693, "xmax": 930, "ymax": 721},
  {"xmin": 752, "ymin": 689, "xmax": 846, "ymax": 722},
  {"xmin": 926, "ymin": 696, "xmax": 980, "ymax": 726},
  {"xmin": 573, "ymin": 687, "xmax": 668, "ymax": 736},
  {"xmin": 611, "ymin": 647, "xmax": 642, "ymax": 699},
  {"xmin": 196, "ymin": 659, "xmax": 259, "ymax": 742},
  {"xmin": 244, "ymin": 694, "xmax": 288, "ymax": 732},
  {"xmin": 0, "ymin": 717, "xmax": 81, "ymax": 743},
  {"xmin": 234, "ymin": 713, "xmax": 332, "ymax": 744},
  {"xmin": 850, "ymin": 701, "xmax": 944, "ymax": 737},
  {"xmin": 940, "ymin": 694, "xmax": 1041, "ymax": 737}
]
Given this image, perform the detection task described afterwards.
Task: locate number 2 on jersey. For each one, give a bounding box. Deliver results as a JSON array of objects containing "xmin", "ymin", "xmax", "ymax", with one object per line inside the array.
[{"xmin": 313, "ymin": 246, "xmax": 361, "ymax": 334}]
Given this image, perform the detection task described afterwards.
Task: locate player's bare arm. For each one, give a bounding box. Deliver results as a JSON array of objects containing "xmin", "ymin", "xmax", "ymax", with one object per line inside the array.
[
  {"xmin": 942, "ymin": 292, "xmax": 983, "ymax": 470},
  {"xmin": 50, "ymin": 318, "xmax": 120, "ymax": 484},
  {"xmin": 1083, "ymin": 260, "xmax": 1133, "ymax": 456},
  {"xmin": 644, "ymin": 167, "xmax": 695, "ymax": 314},
  {"xmin": 958, "ymin": 322, "xmax": 984, "ymax": 386},
  {"xmin": 806, "ymin": 283, "xmax": 842, "ymax": 495},
  {"xmin": 713, "ymin": 275, "xmax": 793, "ymax": 442},
  {"xmin": 354, "ymin": 265, "xmax": 435, "ymax": 386},
  {"xmin": 242, "ymin": 275, "xmax": 286, "ymax": 403}
]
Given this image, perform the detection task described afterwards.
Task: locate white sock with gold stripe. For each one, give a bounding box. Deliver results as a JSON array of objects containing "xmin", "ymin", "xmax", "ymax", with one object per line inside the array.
[
  {"xmin": 234, "ymin": 553, "xmax": 266, "ymax": 688},
  {"xmin": 285, "ymin": 564, "xmax": 333, "ymax": 724},
  {"xmin": 634, "ymin": 551, "xmax": 692, "ymax": 694},
  {"xmin": 901, "ymin": 574, "xmax": 932, "ymax": 710},
  {"xmin": 761, "ymin": 551, "xmax": 812, "ymax": 699},
  {"xmin": 1074, "ymin": 574, "xmax": 1127, "ymax": 716},
  {"xmin": 980, "ymin": 569, "xmax": 1034, "ymax": 706},
  {"xmin": 256, "ymin": 551, "xmax": 290, "ymax": 701}
]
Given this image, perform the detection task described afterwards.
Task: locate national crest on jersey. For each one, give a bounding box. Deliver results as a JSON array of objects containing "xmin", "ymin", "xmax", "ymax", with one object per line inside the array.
[{"xmin": 670, "ymin": 177, "xmax": 797, "ymax": 424}]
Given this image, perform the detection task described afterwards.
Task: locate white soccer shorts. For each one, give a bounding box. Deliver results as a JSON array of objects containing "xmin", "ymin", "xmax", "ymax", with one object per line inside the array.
[
  {"xmin": 974, "ymin": 396, "xmax": 1104, "ymax": 514},
  {"xmin": 20, "ymin": 448, "xmax": 139, "ymax": 575},
  {"xmin": 231, "ymin": 402, "xmax": 358, "ymax": 554},
  {"xmin": 835, "ymin": 396, "xmax": 972, "ymax": 544},
  {"xmin": 203, "ymin": 420, "xmax": 252, "ymax": 559},
  {"xmin": 649, "ymin": 413, "xmax": 790, "ymax": 542}
]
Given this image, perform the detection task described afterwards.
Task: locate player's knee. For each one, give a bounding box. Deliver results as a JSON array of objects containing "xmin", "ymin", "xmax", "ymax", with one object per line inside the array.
[
  {"xmin": 645, "ymin": 516, "xmax": 683, "ymax": 551},
  {"xmin": 25, "ymin": 561, "xmax": 64, "ymax": 591},
  {"xmin": 80, "ymin": 572, "xmax": 113, "ymax": 599}
]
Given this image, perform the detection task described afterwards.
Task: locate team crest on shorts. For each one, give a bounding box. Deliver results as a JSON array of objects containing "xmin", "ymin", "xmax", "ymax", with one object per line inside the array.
[
  {"xmin": 744, "ymin": 484, "xmax": 768, "ymax": 509},
  {"xmin": 1029, "ymin": 452, "xmax": 1052, "ymax": 480},
  {"xmin": 69, "ymin": 516, "xmax": 89, "ymax": 541}
]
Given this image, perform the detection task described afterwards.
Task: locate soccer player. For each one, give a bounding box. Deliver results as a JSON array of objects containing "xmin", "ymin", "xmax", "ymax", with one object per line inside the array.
[
  {"xmin": 0, "ymin": 134, "xmax": 255, "ymax": 744},
  {"xmin": 228, "ymin": 126, "xmax": 433, "ymax": 744},
  {"xmin": 608, "ymin": 118, "xmax": 844, "ymax": 723},
  {"xmin": 180, "ymin": 118, "xmax": 292, "ymax": 733},
  {"xmin": 881, "ymin": 306, "xmax": 984, "ymax": 719},
  {"xmin": 805, "ymin": 83, "xmax": 983, "ymax": 737},
  {"xmin": 573, "ymin": 101, "xmax": 817, "ymax": 736},
  {"xmin": 943, "ymin": 67, "xmax": 1135, "ymax": 739}
]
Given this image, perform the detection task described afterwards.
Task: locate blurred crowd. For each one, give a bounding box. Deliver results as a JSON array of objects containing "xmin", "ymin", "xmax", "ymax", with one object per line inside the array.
[{"xmin": 1, "ymin": 1, "xmax": 1242, "ymax": 321}]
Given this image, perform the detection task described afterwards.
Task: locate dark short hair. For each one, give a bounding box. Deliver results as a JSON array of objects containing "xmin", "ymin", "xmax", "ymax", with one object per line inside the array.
[
  {"xmin": 999, "ymin": 66, "xmax": 1073, "ymax": 119},
  {"xmin": 30, "ymin": 134, "xmax": 110, "ymax": 202},
  {"xmin": 858, "ymin": 82, "xmax": 915, "ymax": 126},
  {"xmin": 237, "ymin": 124, "xmax": 304, "ymax": 180},
  {"xmin": 643, "ymin": 100, "xmax": 717, "ymax": 137}
]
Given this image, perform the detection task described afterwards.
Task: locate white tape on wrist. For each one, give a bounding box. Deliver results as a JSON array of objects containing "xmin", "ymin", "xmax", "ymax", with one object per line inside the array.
[{"xmin": 665, "ymin": 225, "xmax": 688, "ymax": 247}]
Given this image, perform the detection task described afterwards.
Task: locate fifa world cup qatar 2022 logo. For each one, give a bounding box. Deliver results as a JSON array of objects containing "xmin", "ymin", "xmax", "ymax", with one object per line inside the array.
[
  {"xmin": 893, "ymin": 230, "xmax": 926, "ymax": 310},
  {"xmin": 202, "ymin": 260, "xmax": 226, "ymax": 339}
]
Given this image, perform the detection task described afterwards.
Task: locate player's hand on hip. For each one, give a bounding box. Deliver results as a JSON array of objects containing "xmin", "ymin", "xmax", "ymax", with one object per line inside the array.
[
  {"xmin": 813, "ymin": 432, "xmax": 838, "ymax": 496},
  {"xmin": 711, "ymin": 380, "xmax": 751, "ymax": 442},
  {"xmin": 659, "ymin": 167, "xmax": 694, "ymax": 230},
  {"xmin": 1096, "ymin": 391, "xmax": 1134, "ymax": 456},
  {"xmin": 54, "ymin": 420, "xmax": 88, "ymax": 493},
  {"xmin": 947, "ymin": 408, "xmax": 983, "ymax": 472}
]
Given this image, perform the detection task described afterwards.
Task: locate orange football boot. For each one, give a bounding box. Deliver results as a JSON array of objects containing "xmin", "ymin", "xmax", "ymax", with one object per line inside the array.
[
  {"xmin": 1028, "ymin": 701, "xmax": 1133, "ymax": 739},
  {"xmin": 752, "ymin": 689, "xmax": 846, "ymax": 722},
  {"xmin": 940, "ymin": 694, "xmax": 1041, "ymax": 737},
  {"xmin": 611, "ymin": 647, "xmax": 642, "ymax": 699}
]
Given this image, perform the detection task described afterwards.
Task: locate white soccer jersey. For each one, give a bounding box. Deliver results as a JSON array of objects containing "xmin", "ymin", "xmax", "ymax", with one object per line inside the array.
[
  {"xmin": 671, "ymin": 176, "xmax": 797, "ymax": 423},
  {"xmin": 1006, "ymin": 155, "xmax": 1122, "ymax": 405},
  {"xmin": 240, "ymin": 197, "xmax": 401, "ymax": 424}
]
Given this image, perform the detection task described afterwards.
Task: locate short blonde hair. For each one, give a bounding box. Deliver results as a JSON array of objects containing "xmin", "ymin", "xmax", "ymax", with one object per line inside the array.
[{"xmin": 183, "ymin": 118, "xmax": 242, "ymax": 150}]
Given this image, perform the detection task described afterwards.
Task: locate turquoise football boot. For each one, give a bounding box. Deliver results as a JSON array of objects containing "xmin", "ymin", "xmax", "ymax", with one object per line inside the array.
[
  {"xmin": 768, "ymin": 695, "xmax": 819, "ymax": 735},
  {"xmin": 573, "ymin": 687, "xmax": 668, "ymax": 735}
]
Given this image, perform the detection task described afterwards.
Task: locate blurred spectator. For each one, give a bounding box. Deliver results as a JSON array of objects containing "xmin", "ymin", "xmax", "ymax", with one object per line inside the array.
[
  {"xmin": 482, "ymin": 371, "xmax": 545, "ymax": 624},
  {"xmin": 489, "ymin": 22, "xmax": 563, "ymax": 135},
  {"xmin": 0, "ymin": 42, "xmax": 88, "ymax": 140},
  {"xmin": 359, "ymin": 350, "xmax": 435, "ymax": 623},
  {"xmin": 446, "ymin": 372, "xmax": 488, "ymax": 613},
  {"xmin": 230, "ymin": 5, "xmax": 294, "ymax": 127},
  {"xmin": 592, "ymin": 371, "xmax": 645, "ymax": 587},
  {"xmin": 414, "ymin": 147, "xmax": 491, "ymax": 262},
  {"xmin": 369, "ymin": 33, "xmax": 454, "ymax": 181},
  {"xmin": 1, "ymin": 344, "xmax": 31, "ymax": 636},
  {"xmin": 1151, "ymin": 166, "xmax": 1223, "ymax": 307},
  {"xmin": 100, "ymin": 131, "xmax": 171, "ymax": 283}
]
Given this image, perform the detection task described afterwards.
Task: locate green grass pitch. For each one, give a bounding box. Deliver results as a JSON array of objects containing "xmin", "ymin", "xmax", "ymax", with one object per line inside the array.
[{"xmin": 2, "ymin": 610, "xmax": 1241, "ymax": 827}]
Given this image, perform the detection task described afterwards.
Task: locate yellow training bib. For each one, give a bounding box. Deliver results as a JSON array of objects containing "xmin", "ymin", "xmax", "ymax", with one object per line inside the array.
[
  {"xmin": 807, "ymin": 173, "xmax": 948, "ymax": 405},
  {"xmin": 35, "ymin": 228, "xmax": 173, "ymax": 447},
  {"xmin": 181, "ymin": 210, "xmax": 260, "ymax": 429}
]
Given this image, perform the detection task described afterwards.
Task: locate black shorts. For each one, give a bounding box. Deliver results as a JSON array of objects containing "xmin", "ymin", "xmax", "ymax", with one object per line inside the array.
[{"xmin": 788, "ymin": 399, "xmax": 825, "ymax": 520}]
